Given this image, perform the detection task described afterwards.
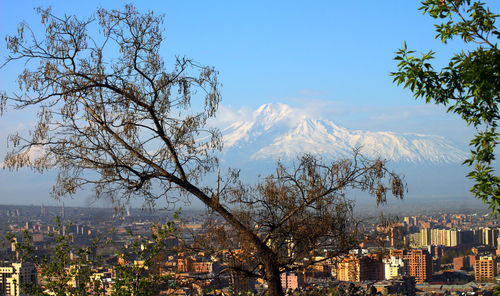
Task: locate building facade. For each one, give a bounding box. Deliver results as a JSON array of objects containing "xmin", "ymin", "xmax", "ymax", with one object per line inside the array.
[
  {"xmin": 474, "ymin": 256, "xmax": 497, "ymax": 282},
  {"xmin": 0, "ymin": 262, "xmax": 37, "ymax": 296},
  {"xmin": 391, "ymin": 249, "xmax": 431, "ymax": 283}
]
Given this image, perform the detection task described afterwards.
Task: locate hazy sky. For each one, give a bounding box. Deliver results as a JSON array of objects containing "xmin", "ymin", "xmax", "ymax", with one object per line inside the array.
[{"xmin": 0, "ymin": 1, "xmax": 498, "ymax": 208}]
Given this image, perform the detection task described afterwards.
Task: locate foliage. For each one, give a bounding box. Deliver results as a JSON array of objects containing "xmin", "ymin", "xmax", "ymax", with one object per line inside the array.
[
  {"xmin": 7, "ymin": 218, "xmax": 101, "ymax": 296},
  {"xmin": 7, "ymin": 218, "xmax": 175, "ymax": 295},
  {"xmin": 440, "ymin": 247, "xmax": 473, "ymax": 266},
  {"xmin": 1, "ymin": 5, "xmax": 404, "ymax": 296},
  {"xmin": 494, "ymin": 284, "xmax": 500, "ymax": 296},
  {"xmin": 392, "ymin": 0, "xmax": 500, "ymax": 212},
  {"xmin": 110, "ymin": 223, "xmax": 175, "ymax": 296},
  {"xmin": 194, "ymin": 152, "xmax": 404, "ymax": 292},
  {"xmin": 1, "ymin": 5, "xmax": 222, "ymax": 208}
]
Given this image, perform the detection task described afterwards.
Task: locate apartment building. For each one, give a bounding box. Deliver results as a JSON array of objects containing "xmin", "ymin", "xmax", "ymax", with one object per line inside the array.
[{"xmin": 0, "ymin": 262, "xmax": 37, "ymax": 296}]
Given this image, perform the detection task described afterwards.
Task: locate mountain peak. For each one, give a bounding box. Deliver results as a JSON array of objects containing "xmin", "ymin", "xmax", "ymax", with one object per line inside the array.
[
  {"xmin": 254, "ymin": 103, "xmax": 297, "ymax": 126},
  {"xmin": 255, "ymin": 102, "xmax": 292, "ymax": 115},
  {"xmin": 221, "ymin": 103, "xmax": 467, "ymax": 164}
]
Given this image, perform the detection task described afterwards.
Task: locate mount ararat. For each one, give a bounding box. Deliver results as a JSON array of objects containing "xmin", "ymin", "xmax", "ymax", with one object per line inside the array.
[
  {"xmin": 219, "ymin": 103, "xmax": 467, "ymax": 164},
  {"xmin": 215, "ymin": 103, "xmax": 477, "ymax": 207}
]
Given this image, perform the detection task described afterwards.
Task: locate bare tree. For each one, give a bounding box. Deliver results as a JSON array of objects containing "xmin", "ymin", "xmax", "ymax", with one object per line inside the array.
[
  {"xmin": 193, "ymin": 153, "xmax": 403, "ymax": 295},
  {"xmin": 1, "ymin": 6, "xmax": 404, "ymax": 296}
]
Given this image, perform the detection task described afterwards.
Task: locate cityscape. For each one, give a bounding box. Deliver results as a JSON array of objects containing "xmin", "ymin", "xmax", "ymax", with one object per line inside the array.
[
  {"xmin": 0, "ymin": 0, "xmax": 499, "ymax": 296},
  {"xmin": 1, "ymin": 204, "xmax": 500, "ymax": 295}
]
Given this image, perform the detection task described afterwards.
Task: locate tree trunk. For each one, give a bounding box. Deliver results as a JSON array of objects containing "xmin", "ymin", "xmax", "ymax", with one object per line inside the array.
[
  {"xmin": 265, "ymin": 274, "xmax": 284, "ymax": 296},
  {"xmin": 263, "ymin": 254, "xmax": 284, "ymax": 296},
  {"xmin": 189, "ymin": 185, "xmax": 285, "ymax": 295}
]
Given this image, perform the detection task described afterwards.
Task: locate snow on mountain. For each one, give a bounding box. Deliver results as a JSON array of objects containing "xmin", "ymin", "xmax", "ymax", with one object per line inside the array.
[{"xmin": 220, "ymin": 103, "xmax": 467, "ymax": 164}]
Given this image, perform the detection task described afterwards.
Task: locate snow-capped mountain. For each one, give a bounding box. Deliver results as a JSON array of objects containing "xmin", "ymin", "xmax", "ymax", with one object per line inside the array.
[{"xmin": 220, "ymin": 103, "xmax": 467, "ymax": 164}]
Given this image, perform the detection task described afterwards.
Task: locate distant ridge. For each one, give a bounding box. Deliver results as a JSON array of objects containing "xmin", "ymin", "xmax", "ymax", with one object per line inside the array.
[{"xmin": 220, "ymin": 103, "xmax": 467, "ymax": 164}]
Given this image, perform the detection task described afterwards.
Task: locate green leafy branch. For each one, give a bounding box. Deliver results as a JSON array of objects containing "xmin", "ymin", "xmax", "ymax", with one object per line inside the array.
[{"xmin": 392, "ymin": 0, "xmax": 499, "ymax": 212}]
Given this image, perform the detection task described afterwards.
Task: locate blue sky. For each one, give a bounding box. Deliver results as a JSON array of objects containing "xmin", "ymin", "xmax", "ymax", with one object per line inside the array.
[{"xmin": 0, "ymin": 1, "xmax": 498, "ymax": 207}]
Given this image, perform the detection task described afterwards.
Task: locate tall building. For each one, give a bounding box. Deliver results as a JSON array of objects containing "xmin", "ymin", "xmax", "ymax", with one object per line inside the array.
[
  {"xmin": 390, "ymin": 224, "xmax": 406, "ymax": 248},
  {"xmin": 280, "ymin": 272, "xmax": 305, "ymax": 291},
  {"xmin": 474, "ymin": 256, "xmax": 497, "ymax": 282},
  {"xmin": 406, "ymin": 250, "xmax": 432, "ymax": 283},
  {"xmin": 475, "ymin": 227, "xmax": 499, "ymax": 247},
  {"xmin": 427, "ymin": 245, "xmax": 443, "ymax": 258},
  {"xmin": 337, "ymin": 257, "xmax": 361, "ymax": 282},
  {"xmin": 496, "ymin": 237, "xmax": 500, "ymax": 256},
  {"xmin": 428, "ymin": 229, "xmax": 459, "ymax": 247},
  {"xmin": 453, "ymin": 256, "xmax": 472, "ymax": 270},
  {"xmin": 413, "ymin": 227, "xmax": 471, "ymax": 248},
  {"xmin": 408, "ymin": 233, "xmax": 420, "ymax": 248},
  {"xmin": 0, "ymin": 262, "xmax": 37, "ymax": 296},
  {"xmin": 383, "ymin": 256, "xmax": 408, "ymax": 280},
  {"xmin": 458, "ymin": 229, "xmax": 474, "ymax": 245},
  {"xmin": 446, "ymin": 229, "xmax": 459, "ymax": 247},
  {"xmin": 391, "ymin": 249, "xmax": 432, "ymax": 283},
  {"xmin": 419, "ymin": 228, "xmax": 430, "ymax": 247},
  {"xmin": 336, "ymin": 255, "xmax": 383, "ymax": 282},
  {"xmin": 40, "ymin": 204, "xmax": 46, "ymax": 217}
]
